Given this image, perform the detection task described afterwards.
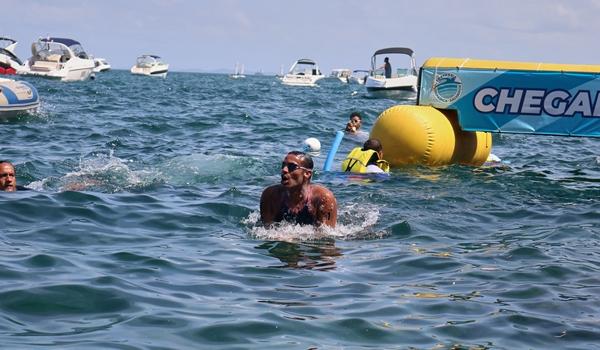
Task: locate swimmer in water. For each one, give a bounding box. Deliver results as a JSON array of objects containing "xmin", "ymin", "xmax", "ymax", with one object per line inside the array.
[
  {"xmin": 260, "ymin": 151, "xmax": 337, "ymax": 227},
  {"xmin": 345, "ymin": 112, "xmax": 362, "ymax": 134},
  {"xmin": 0, "ymin": 160, "xmax": 30, "ymax": 191}
]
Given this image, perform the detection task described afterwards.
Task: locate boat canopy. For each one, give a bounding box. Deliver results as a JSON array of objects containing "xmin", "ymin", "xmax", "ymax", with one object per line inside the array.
[
  {"xmin": 0, "ymin": 37, "xmax": 17, "ymax": 48},
  {"xmin": 41, "ymin": 37, "xmax": 82, "ymax": 47},
  {"xmin": 372, "ymin": 47, "xmax": 414, "ymax": 57},
  {"xmin": 296, "ymin": 59, "xmax": 316, "ymax": 65},
  {"xmin": 0, "ymin": 48, "xmax": 23, "ymax": 65},
  {"xmin": 35, "ymin": 37, "xmax": 89, "ymax": 59},
  {"xmin": 136, "ymin": 55, "xmax": 164, "ymax": 67},
  {"xmin": 140, "ymin": 54, "xmax": 162, "ymax": 59},
  {"xmin": 370, "ymin": 47, "xmax": 417, "ymax": 73}
]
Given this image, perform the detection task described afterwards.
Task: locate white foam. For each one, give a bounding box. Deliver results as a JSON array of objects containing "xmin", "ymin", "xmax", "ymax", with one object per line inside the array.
[{"xmin": 244, "ymin": 203, "xmax": 388, "ymax": 241}]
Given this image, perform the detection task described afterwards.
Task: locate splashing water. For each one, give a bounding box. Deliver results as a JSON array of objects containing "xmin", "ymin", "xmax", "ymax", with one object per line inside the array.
[{"xmin": 243, "ymin": 202, "xmax": 387, "ymax": 242}]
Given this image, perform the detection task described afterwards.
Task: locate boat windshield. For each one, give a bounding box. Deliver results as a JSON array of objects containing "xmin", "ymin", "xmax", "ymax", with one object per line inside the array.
[
  {"xmin": 0, "ymin": 48, "xmax": 22, "ymax": 65},
  {"xmin": 70, "ymin": 44, "xmax": 89, "ymax": 59},
  {"xmin": 0, "ymin": 38, "xmax": 16, "ymax": 49},
  {"xmin": 137, "ymin": 56, "xmax": 162, "ymax": 67},
  {"xmin": 32, "ymin": 41, "xmax": 71, "ymax": 61},
  {"xmin": 290, "ymin": 61, "xmax": 320, "ymax": 75},
  {"xmin": 331, "ymin": 69, "xmax": 350, "ymax": 78}
]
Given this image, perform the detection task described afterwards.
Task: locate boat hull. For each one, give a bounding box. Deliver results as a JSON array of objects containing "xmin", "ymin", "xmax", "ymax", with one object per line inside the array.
[
  {"xmin": 130, "ymin": 64, "xmax": 169, "ymax": 78},
  {"xmin": 365, "ymin": 75, "xmax": 417, "ymax": 99},
  {"xmin": 19, "ymin": 58, "xmax": 95, "ymax": 82},
  {"xmin": 0, "ymin": 78, "xmax": 40, "ymax": 117},
  {"xmin": 281, "ymin": 74, "xmax": 324, "ymax": 87}
]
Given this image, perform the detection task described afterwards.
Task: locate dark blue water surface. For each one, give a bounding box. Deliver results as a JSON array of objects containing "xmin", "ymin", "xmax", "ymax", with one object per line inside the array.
[{"xmin": 1, "ymin": 71, "xmax": 600, "ymax": 349}]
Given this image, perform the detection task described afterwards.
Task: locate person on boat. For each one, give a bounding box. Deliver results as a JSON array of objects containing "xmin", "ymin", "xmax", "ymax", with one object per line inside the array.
[
  {"xmin": 342, "ymin": 139, "xmax": 390, "ymax": 173},
  {"xmin": 260, "ymin": 151, "xmax": 337, "ymax": 227},
  {"xmin": 0, "ymin": 160, "xmax": 30, "ymax": 191},
  {"xmin": 345, "ymin": 112, "xmax": 362, "ymax": 134},
  {"xmin": 380, "ymin": 57, "xmax": 392, "ymax": 78}
]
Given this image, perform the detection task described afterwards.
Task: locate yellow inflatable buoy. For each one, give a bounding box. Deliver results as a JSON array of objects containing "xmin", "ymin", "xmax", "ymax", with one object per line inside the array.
[{"xmin": 370, "ymin": 105, "xmax": 491, "ymax": 167}]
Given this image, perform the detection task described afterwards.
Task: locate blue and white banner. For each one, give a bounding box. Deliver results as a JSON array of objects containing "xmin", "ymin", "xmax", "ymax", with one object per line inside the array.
[{"xmin": 419, "ymin": 63, "xmax": 600, "ymax": 137}]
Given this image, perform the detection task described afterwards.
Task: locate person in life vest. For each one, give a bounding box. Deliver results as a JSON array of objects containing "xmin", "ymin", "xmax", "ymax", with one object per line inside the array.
[{"xmin": 342, "ymin": 139, "xmax": 390, "ymax": 173}]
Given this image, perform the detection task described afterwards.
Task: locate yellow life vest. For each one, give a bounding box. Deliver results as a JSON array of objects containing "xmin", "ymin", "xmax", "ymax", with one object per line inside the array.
[{"xmin": 342, "ymin": 147, "xmax": 390, "ymax": 173}]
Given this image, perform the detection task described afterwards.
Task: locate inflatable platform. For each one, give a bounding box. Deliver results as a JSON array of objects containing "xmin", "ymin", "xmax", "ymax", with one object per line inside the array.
[
  {"xmin": 418, "ymin": 57, "xmax": 600, "ymax": 137},
  {"xmin": 366, "ymin": 57, "xmax": 600, "ymax": 168}
]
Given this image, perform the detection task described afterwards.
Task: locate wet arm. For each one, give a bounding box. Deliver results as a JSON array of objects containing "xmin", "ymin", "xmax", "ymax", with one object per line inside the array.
[
  {"xmin": 315, "ymin": 190, "xmax": 337, "ymax": 228},
  {"xmin": 260, "ymin": 187, "xmax": 276, "ymax": 225}
]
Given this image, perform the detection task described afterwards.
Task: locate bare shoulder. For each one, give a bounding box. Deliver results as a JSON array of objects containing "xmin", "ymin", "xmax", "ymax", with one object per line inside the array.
[
  {"xmin": 310, "ymin": 184, "xmax": 336, "ymax": 202},
  {"xmin": 309, "ymin": 184, "xmax": 337, "ymax": 227},
  {"xmin": 261, "ymin": 184, "xmax": 284, "ymax": 201}
]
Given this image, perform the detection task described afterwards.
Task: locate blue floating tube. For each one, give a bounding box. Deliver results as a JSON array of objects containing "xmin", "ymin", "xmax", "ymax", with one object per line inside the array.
[{"xmin": 323, "ymin": 130, "xmax": 344, "ymax": 171}]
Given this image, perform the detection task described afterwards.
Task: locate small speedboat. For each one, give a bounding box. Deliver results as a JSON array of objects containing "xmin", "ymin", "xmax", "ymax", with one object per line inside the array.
[
  {"xmin": 0, "ymin": 37, "xmax": 25, "ymax": 75},
  {"xmin": 93, "ymin": 58, "xmax": 111, "ymax": 73},
  {"xmin": 0, "ymin": 77, "xmax": 40, "ymax": 117},
  {"xmin": 365, "ymin": 47, "xmax": 418, "ymax": 99},
  {"xmin": 281, "ymin": 58, "xmax": 325, "ymax": 87},
  {"xmin": 230, "ymin": 62, "xmax": 245, "ymax": 79},
  {"xmin": 19, "ymin": 37, "xmax": 95, "ymax": 82},
  {"xmin": 349, "ymin": 69, "xmax": 370, "ymax": 85},
  {"xmin": 330, "ymin": 68, "xmax": 351, "ymax": 83},
  {"xmin": 130, "ymin": 55, "xmax": 168, "ymax": 78}
]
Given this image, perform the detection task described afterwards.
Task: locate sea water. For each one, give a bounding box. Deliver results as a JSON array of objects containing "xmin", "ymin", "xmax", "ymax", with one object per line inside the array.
[{"xmin": 1, "ymin": 71, "xmax": 599, "ymax": 349}]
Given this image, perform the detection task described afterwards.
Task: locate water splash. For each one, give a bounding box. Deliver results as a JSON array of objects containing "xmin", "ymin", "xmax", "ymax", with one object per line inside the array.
[
  {"xmin": 28, "ymin": 152, "xmax": 160, "ymax": 193},
  {"xmin": 243, "ymin": 202, "xmax": 388, "ymax": 241}
]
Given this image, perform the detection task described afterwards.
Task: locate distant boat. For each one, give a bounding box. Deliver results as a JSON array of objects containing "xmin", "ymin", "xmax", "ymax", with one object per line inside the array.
[
  {"xmin": 281, "ymin": 58, "xmax": 325, "ymax": 87},
  {"xmin": 230, "ymin": 62, "xmax": 245, "ymax": 79},
  {"xmin": 365, "ymin": 47, "xmax": 417, "ymax": 99},
  {"xmin": 19, "ymin": 37, "xmax": 95, "ymax": 82},
  {"xmin": 275, "ymin": 64, "xmax": 284, "ymax": 80},
  {"xmin": 130, "ymin": 54, "xmax": 168, "ymax": 78},
  {"xmin": 0, "ymin": 37, "xmax": 24, "ymax": 75},
  {"xmin": 349, "ymin": 69, "xmax": 370, "ymax": 85},
  {"xmin": 330, "ymin": 68, "xmax": 351, "ymax": 83},
  {"xmin": 92, "ymin": 58, "xmax": 111, "ymax": 73}
]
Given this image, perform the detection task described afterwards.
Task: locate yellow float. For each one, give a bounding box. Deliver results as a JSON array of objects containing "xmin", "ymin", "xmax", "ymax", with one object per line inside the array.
[{"xmin": 370, "ymin": 105, "xmax": 491, "ymax": 167}]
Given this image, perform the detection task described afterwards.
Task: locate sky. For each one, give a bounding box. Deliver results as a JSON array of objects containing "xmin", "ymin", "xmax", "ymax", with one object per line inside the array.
[{"xmin": 6, "ymin": 0, "xmax": 600, "ymax": 74}]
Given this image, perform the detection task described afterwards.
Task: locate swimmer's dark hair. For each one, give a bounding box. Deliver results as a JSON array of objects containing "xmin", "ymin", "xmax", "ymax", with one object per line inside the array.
[
  {"xmin": 287, "ymin": 151, "xmax": 314, "ymax": 170},
  {"xmin": 362, "ymin": 139, "xmax": 382, "ymax": 152},
  {"xmin": 362, "ymin": 139, "xmax": 383, "ymax": 165},
  {"xmin": 349, "ymin": 111, "xmax": 362, "ymax": 120}
]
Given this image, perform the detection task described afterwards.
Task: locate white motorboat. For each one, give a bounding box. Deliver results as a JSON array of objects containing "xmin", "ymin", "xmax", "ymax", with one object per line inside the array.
[
  {"xmin": 130, "ymin": 55, "xmax": 168, "ymax": 78},
  {"xmin": 0, "ymin": 77, "xmax": 40, "ymax": 117},
  {"xmin": 330, "ymin": 69, "xmax": 351, "ymax": 83},
  {"xmin": 349, "ymin": 69, "xmax": 370, "ymax": 85},
  {"xmin": 365, "ymin": 47, "xmax": 418, "ymax": 99},
  {"xmin": 0, "ymin": 37, "xmax": 25, "ymax": 75},
  {"xmin": 93, "ymin": 58, "xmax": 111, "ymax": 73},
  {"xmin": 281, "ymin": 59, "xmax": 325, "ymax": 87},
  {"xmin": 19, "ymin": 37, "xmax": 95, "ymax": 82},
  {"xmin": 230, "ymin": 62, "xmax": 245, "ymax": 79}
]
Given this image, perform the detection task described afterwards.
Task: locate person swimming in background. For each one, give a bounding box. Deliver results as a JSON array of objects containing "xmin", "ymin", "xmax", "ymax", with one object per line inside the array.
[
  {"xmin": 345, "ymin": 112, "xmax": 362, "ymax": 134},
  {"xmin": 260, "ymin": 151, "xmax": 337, "ymax": 227},
  {"xmin": 0, "ymin": 160, "xmax": 30, "ymax": 191},
  {"xmin": 342, "ymin": 138, "xmax": 390, "ymax": 173}
]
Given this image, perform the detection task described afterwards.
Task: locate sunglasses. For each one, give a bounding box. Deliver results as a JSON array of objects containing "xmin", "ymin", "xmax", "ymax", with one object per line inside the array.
[{"xmin": 281, "ymin": 162, "xmax": 311, "ymax": 172}]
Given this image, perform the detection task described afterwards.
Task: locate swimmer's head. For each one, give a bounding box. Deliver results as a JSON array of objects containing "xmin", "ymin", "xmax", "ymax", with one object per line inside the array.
[{"xmin": 303, "ymin": 137, "xmax": 321, "ymax": 156}]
